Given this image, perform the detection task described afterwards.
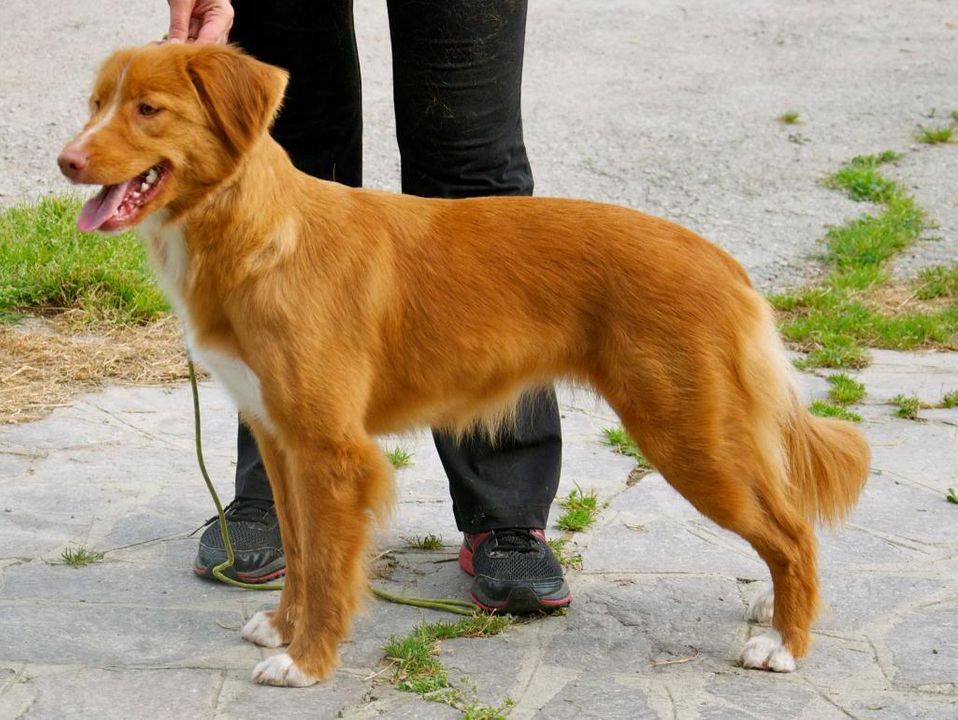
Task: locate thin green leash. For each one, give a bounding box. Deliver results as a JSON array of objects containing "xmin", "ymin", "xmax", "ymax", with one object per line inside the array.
[{"xmin": 187, "ymin": 359, "xmax": 479, "ymax": 615}]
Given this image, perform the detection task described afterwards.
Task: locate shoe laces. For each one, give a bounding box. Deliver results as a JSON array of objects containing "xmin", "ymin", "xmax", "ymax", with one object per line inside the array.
[
  {"xmin": 199, "ymin": 498, "xmax": 274, "ymax": 529},
  {"xmin": 489, "ymin": 528, "xmax": 542, "ymax": 554}
]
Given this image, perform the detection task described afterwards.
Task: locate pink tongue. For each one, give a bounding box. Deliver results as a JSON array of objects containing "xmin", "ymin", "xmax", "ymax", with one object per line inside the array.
[{"xmin": 77, "ymin": 179, "xmax": 134, "ymax": 232}]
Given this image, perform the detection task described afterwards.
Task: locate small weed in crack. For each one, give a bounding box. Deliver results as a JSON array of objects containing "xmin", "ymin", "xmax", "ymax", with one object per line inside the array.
[
  {"xmin": 60, "ymin": 545, "xmax": 105, "ymax": 567},
  {"xmin": 600, "ymin": 426, "xmax": 651, "ymax": 469},
  {"xmin": 406, "ymin": 534, "xmax": 443, "ymax": 550},
  {"xmin": 556, "ymin": 485, "xmax": 602, "ymax": 532},
  {"xmin": 891, "ymin": 394, "xmax": 923, "ymax": 420},
  {"xmin": 386, "ymin": 446, "xmax": 414, "ymax": 468},
  {"xmin": 809, "ymin": 400, "xmax": 862, "ymax": 423},
  {"xmin": 546, "ymin": 536, "xmax": 582, "ymax": 569}
]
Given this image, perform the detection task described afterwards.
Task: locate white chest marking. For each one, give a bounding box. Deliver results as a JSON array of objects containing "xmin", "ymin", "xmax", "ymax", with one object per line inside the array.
[{"xmin": 136, "ymin": 213, "xmax": 275, "ymax": 433}]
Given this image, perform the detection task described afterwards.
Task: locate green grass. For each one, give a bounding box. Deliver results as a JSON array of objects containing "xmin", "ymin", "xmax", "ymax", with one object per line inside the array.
[
  {"xmin": 941, "ymin": 390, "xmax": 958, "ymax": 408},
  {"xmin": 385, "ymin": 447, "xmax": 414, "ymax": 468},
  {"xmin": 771, "ymin": 148, "xmax": 958, "ymax": 369},
  {"xmin": 406, "ymin": 534, "xmax": 443, "ymax": 550},
  {"xmin": 60, "ymin": 545, "xmax": 105, "ymax": 567},
  {"xmin": 779, "ymin": 111, "xmax": 801, "ymax": 125},
  {"xmin": 462, "ymin": 700, "xmax": 516, "ymax": 720},
  {"xmin": 0, "ymin": 196, "xmax": 168, "ymax": 324},
  {"xmin": 827, "ymin": 374, "xmax": 866, "ymax": 405},
  {"xmin": 556, "ymin": 485, "xmax": 601, "ymax": 532},
  {"xmin": 547, "ymin": 536, "xmax": 583, "ymax": 569},
  {"xmin": 947, "ymin": 488, "xmax": 958, "ymax": 505},
  {"xmin": 825, "ymin": 152, "xmax": 902, "ymax": 203},
  {"xmin": 809, "ymin": 400, "xmax": 862, "ymax": 423},
  {"xmin": 891, "ymin": 394, "xmax": 922, "ymax": 420},
  {"xmin": 914, "ymin": 265, "xmax": 958, "ymax": 299},
  {"xmin": 600, "ymin": 427, "xmax": 651, "ymax": 468},
  {"xmin": 914, "ymin": 125, "xmax": 953, "ymax": 144},
  {"xmin": 384, "ymin": 616, "xmax": 513, "ymax": 713}
]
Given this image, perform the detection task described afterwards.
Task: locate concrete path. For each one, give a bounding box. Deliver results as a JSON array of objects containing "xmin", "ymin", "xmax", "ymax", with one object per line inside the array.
[
  {"xmin": 2, "ymin": 0, "xmax": 957, "ymax": 718},
  {"xmin": 1, "ymin": 362, "xmax": 956, "ymax": 719}
]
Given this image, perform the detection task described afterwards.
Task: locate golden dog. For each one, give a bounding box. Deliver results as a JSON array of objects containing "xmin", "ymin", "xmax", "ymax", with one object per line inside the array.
[{"xmin": 58, "ymin": 44, "xmax": 869, "ymax": 686}]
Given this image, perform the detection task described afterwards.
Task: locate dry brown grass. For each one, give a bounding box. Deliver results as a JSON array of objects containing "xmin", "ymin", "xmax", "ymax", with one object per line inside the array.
[{"xmin": 0, "ymin": 312, "xmax": 192, "ymax": 424}]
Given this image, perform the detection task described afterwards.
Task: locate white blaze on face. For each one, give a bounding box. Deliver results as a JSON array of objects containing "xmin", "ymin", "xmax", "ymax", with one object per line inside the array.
[{"xmin": 75, "ymin": 66, "xmax": 128, "ymax": 151}]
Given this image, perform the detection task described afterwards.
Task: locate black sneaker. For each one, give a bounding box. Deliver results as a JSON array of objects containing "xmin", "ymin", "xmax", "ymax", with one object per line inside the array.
[
  {"xmin": 458, "ymin": 528, "xmax": 572, "ymax": 613},
  {"xmin": 192, "ymin": 498, "xmax": 286, "ymax": 583}
]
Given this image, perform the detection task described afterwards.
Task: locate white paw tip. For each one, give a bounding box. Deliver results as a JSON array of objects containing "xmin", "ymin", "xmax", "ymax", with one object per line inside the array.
[
  {"xmin": 252, "ymin": 653, "xmax": 318, "ymax": 687},
  {"xmin": 739, "ymin": 630, "xmax": 797, "ymax": 673},
  {"xmin": 241, "ymin": 610, "xmax": 285, "ymax": 648},
  {"xmin": 746, "ymin": 589, "xmax": 775, "ymax": 624}
]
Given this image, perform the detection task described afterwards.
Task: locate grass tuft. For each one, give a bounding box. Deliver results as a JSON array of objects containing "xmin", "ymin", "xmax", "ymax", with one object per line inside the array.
[
  {"xmin": 826, "ymin": 152, "xmax": 902, "ymax": 203},
  {"xmin": 60, "ymin": 545, "xmax": 105, "ymax": 567},
  {"xmin": 941, "ymin": 390, "xmax": 958, "ymax": 409},
  {"xmin": 947, "ymin": 488, "xmax": 958, "ymax": 505},
  {"xmin": 891, "ymin": 394, "xmax": 922, "ymax": 420},
  {"xmin": 809, "ymin": 400, "xmax": 862, "ymax": 423},
  {"xmin": 384, "ymin": 616, "xmax": 513, "ymax": 712},
  {"xmin": 556, "ymin": 485, "xmax": 601, "ymax": 532},
  {"xmin": 385, "ymin": 447, "xmax": 414, "ymax": 468},
  {"xmin": 406, "ymin": 534, "xmax": 443, "ymax": 550},
  {"xmin": 600, "ymin": 427, "xmax": 651, "ymax": 468},
  {"xmin": 778, "ymin": 111, "xmax": 801, "ymax": 125},
  {"xmin": 547, "ymin": 536, "xmax": 583, "ymax": 569},
  {"xmin": 0, "ymin": 197, "xmax": 168, "ymax": 324},
  {"xmin": 914, "ymin": 125, "xmax": 953, "ymax": 144},
  {"xmin": 914, "ymin": 265, "xmax": 958, "ymax": 300},
  {"xmin": 827, "ymin": 374, "xmax": 866, "ymax": 405}
]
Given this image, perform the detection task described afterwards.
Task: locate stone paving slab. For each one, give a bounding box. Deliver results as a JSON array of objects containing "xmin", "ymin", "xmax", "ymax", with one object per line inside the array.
[{"xmin": 2, "ymin": 349, "xmax": 957, "ymax": 718}]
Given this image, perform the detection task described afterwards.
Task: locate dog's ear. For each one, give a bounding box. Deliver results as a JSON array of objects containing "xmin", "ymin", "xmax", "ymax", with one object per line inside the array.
[{"xmin": 187, "ymin": 46, "xmax": 289, "ymax": 158}]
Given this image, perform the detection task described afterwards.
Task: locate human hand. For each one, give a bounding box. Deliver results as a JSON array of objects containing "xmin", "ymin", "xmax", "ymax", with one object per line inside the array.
[{"xmin": 167, "ymin": 0, "xmax": 234, "ymax": 45}]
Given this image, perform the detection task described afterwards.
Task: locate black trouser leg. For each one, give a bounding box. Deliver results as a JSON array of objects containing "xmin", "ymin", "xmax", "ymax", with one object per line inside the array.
[
  {"xmin": 228, "ymin": 0, "xmax": 562, "ymax": 530},
  {"xmin": 388, "ymin": 0, "xmax": 562, "ymax": 533},
  {"xmin": 229, "ymin": 0, "xmax": 363, "ymax": 503}
]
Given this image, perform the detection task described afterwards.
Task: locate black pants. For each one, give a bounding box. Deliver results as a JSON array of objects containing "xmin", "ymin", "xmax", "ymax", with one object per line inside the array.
[{"xmin": 230, "ymin": 0, "xmax": 562, "ymax": 533}]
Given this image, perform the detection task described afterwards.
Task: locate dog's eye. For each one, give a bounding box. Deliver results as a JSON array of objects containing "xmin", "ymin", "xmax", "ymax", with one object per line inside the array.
[{"xmin": 138, "ymin": 103, "xmax": 161, "ymax": 117}]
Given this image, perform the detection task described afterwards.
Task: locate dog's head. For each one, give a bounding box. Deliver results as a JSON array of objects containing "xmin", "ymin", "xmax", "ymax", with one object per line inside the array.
[{"xmin": 58, "ymin": 43, "xmax": 288, "ymax": 232}]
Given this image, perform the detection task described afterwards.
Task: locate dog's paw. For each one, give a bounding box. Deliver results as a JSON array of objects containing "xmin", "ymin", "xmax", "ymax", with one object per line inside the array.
[
  {"xmin": 739, "ymin": 630, "xmax": 796, "ymax": 673},
  {"xmin": 252, "ymin": 653, "xmax": 318, "ymax": 687},
  {"xmin": 745, "ymin": 588, "xmax": 775, "ymax": 624},
  {"xmin": 241, "ymin": 610, "xmax": 286, "ymax": 648}
]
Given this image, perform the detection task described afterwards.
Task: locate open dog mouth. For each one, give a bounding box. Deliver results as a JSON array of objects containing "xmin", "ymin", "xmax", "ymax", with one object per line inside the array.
[{"xmin": 77, "ymin": 163, "xmax": 168, "ymax": 232}]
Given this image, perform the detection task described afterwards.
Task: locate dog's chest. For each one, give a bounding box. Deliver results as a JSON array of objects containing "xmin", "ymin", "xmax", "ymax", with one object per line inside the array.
[{"xmin": 137, "ymin": 214, "xmax": 275, "ymax": 432}]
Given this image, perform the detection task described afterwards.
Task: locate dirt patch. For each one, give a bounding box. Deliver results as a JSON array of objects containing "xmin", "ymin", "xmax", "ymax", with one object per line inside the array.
[
  {"xmin": 0, "ymin": 312, "xmax": 193, "ymax": 424},
  {"xmin": 868, "ymin": 284, "xmax": 954, "ymax": 317}
]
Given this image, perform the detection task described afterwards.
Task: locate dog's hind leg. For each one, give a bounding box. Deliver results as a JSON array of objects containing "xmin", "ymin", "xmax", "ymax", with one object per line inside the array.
[
  {"xmin": 610, "ymin": 399, "xmax": 818, "ymax": 673},
  {"xmin": 239, "ymin": 425, "xmax": 300, "ymax": 648},
  {"xmin": 251, "ymin": 433, "xmax": 393, "ymax": 687}
]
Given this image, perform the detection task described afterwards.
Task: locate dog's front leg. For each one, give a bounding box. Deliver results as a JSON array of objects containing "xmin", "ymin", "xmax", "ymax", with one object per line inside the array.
[
  {"xmin": 239, "ymin": 425, "xmax": 301, "ymax": 649},
  {"xmin": 252, "ymin": 434, "xmax": 392, "ymax": 687}
]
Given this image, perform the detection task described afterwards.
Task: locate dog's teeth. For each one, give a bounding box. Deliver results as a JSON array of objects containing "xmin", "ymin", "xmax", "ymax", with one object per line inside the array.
[
  {"xmin": 140, "ymin": 182, "xmax": 149, "ymax": 192},
  {"xmin": 146, "ymin": 168, "xmax": 158, "ymax": 183},
  {"xmin": 132, "ymin": 191, "xmax": 140, "ymax": 198}
]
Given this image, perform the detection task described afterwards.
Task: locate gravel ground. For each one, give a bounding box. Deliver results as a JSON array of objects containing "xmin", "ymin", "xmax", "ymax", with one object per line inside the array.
[{"xmin": 1, "ymin": 0, "xmax": 955, "ymax": 289}]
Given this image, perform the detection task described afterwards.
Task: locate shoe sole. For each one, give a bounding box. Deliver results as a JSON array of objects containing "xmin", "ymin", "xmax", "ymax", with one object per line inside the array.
[{"xmin": 192, "ymin": 563, "xmax": 286, "ymax": 584}]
